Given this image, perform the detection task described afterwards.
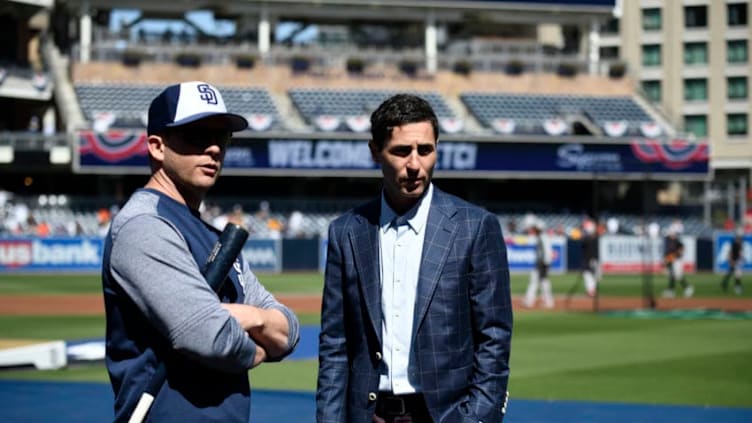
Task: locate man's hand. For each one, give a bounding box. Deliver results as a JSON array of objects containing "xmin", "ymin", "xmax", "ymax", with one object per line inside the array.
[{"xmin": 252, "ymin": 344, "xmax": 267, "ymax": 367}]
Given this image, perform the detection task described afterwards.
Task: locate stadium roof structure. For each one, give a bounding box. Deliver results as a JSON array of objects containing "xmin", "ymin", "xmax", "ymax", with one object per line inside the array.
[{"xmin": 57, "ymin": 0, "xmax": 615, "ymax": 24}]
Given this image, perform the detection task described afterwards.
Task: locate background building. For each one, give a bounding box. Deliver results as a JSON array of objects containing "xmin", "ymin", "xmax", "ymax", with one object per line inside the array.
[{"xmin": 600, "ymin": 0, "xmax": 750, "ymax": 227}]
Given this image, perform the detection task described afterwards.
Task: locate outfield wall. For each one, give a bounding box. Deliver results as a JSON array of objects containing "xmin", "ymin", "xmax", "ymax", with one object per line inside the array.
[{"xmin": 1, "ymin": 233, "xmax": 748, "ymax": 274}]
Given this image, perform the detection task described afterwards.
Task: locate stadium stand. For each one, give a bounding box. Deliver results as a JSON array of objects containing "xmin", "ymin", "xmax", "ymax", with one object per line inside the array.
[
  {"xmin": 461, "ymin": 92, "xmax": 663, "ymax": 137},
  {"xmin": 75, "ymin": 83, "xmax": 281, "ymax": 131},
  {"xmin": 289, "ymin": 88, "xmax": 457, "ymax": 132}
]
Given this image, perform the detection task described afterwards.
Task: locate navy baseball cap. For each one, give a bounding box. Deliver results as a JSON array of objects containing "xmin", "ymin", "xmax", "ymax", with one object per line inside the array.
[{"xmin": 147, "ymin": 81, "xmax": 248, "ymax": 135}]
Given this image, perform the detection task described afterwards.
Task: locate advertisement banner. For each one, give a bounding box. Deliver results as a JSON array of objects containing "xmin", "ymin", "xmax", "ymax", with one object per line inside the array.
[
  {"xmin": 599, "ymin": 235, "xmax": 696, "ymax": 273},
  {"xmin": 713, "ymin": 233, "xmax": 752, "ymax": 274},
  {"xmin": 0, "ymin": 237, "xmax": 284, "ymax": 274},
  {"xmin": 0, "ymin": 237, "xmax": 103, "ymax": 272},
  {"xmin": 505, "ymin": 235, "xmax": 566, "ymax": 273},
  {"xmin": 75, "ymin": 131, "xmax": 709, "ymax": 179},
  {"xmin": 241, "ymin": 239, "xmax": 282, "ymax": 273}
]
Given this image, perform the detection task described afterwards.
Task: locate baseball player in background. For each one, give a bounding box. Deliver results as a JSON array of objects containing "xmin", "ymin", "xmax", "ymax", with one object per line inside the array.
[
  {"xmin": 662, "ymin": 222, "xmax": 694, "ymax": 298},
  {"xmin": 581, "ymin": 219, "xmax": 600, "ymax": 297},
  {"xmin": 101, "ymin": 81, "xmax": 300, "ymax": 422},
  {"xmin": 523, "ymin": 217, "xmax": 554, "ymax": 308},
  {"xmin": 720, "ymin": 230, "xmax": 745, "ymax": 295}
]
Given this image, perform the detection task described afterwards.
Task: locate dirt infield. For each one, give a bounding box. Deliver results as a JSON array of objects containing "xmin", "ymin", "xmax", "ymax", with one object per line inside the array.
[{"xmin": 0, "ymin": 294, "xmax": 751, "ymax": 315}]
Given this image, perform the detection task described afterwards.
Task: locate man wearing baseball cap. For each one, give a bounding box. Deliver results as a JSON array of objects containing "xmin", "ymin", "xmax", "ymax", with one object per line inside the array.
[{"xmin": 102, "ymin": 81, "xmax": 300, "ymax": 422}]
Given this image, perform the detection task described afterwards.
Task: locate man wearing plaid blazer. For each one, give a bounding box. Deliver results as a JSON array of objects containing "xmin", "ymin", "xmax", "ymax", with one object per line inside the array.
[{"xmin": 317, "ymin": 94, "xmax": 513, "ymax": 423}]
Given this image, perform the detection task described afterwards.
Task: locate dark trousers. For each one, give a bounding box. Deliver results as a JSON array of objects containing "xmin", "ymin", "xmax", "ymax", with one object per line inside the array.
[{"xmin": 375, "ymin": 392, "xmax": 433, "ymax": 423}]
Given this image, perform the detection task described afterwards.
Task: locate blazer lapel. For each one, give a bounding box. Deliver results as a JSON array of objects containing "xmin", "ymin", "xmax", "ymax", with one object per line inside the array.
[
  {"xmin": 413, "ymin": 189, "xmax": 458, "ymax": 335},
  {"xmin": 349, "ymin": 199, "xmax": 382, "ymax": 345}
]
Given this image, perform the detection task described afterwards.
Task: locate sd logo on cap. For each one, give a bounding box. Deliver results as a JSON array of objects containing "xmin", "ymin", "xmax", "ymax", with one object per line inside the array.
[{"xmin": 147, "ymin": 81, "xmax": 248, "ymax": 135}]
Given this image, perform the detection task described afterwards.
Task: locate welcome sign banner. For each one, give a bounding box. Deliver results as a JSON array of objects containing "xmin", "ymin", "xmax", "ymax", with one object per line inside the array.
[{"xmin": 75, "ymin": 131, "xmax": 709, "ymax": 180}]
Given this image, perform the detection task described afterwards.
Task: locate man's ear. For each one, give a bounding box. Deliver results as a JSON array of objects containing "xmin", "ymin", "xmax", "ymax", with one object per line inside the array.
[
  {"xmin": 368, "ymin": 140, "xmax": 381, "ymax": 164},
  {"xmin": 147, "ymin": 134, "xmax": 165, "ymax": 162}
]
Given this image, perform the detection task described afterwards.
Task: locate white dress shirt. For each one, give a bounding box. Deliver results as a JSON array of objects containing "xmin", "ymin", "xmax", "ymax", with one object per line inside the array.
[{"xmin": 378, "ymin": 183, "xmax": 434, "ymax": 394}]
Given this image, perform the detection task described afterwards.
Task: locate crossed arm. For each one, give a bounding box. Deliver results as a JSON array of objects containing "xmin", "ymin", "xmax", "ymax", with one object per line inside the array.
[
  {"xmin": 222, "ymin": 304, "xmax": 292, "ymax": 365},
  {"xmin": 228, "ymin": 262, "xmax": 301, "ymax": 365}
]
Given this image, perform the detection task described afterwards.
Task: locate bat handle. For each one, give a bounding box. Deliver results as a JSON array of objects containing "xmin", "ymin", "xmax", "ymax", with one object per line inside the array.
[
  {"xmin": 127, "ymin": 362, "xmax": 166, "ymax": 422},
  {"xmin": 127, "ymin": 393, "xmax": 154, "ymax": 423}
]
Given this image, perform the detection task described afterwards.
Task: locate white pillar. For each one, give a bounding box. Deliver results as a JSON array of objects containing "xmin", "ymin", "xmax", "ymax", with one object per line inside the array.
[
  {"xmin": 79, "ymin": 2, "xmax": 91, "ymax": 63},
  {"xmin": 258, "ymin": 6, "xmax": 270, "ymax": 57},
  {"xmin": 425, "ymin": 12, "xmax": 437, "ymax": 75},
  {"xmin": 588, "ymin": 20, "xmax": 600, "ymax": 75}
]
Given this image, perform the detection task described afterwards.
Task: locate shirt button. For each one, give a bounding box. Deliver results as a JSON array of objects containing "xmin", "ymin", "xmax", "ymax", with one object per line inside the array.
[
  {"xmin": 368, "ymin": 392, "xmax": 377, "ymax": 401},
  {"xmin": 376, "ymin": 352, "xmax": 382, "ymax": 361}
]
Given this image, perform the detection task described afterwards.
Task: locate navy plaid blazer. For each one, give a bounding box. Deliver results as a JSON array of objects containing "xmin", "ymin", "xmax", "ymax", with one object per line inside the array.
[{"xmin": 317, "ymin": 187, "xmax": 513, "ymax": 422}]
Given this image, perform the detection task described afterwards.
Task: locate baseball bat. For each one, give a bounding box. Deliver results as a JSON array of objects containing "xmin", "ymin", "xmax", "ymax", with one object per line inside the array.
[{"xmin": 128, "ymin": 223, "xmax": 249, "ymax": 423}]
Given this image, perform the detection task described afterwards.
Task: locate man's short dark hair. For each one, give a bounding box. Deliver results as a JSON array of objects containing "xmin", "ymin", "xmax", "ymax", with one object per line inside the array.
[{"xmin": 370, "ymin": 94, "xmax": 439, "ymax": 150}]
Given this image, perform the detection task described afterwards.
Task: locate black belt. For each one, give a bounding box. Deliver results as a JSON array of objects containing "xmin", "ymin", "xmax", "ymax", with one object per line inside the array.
[{"xmin": 376, "ymin": 393, "xmax": 428, "ymax": 417}]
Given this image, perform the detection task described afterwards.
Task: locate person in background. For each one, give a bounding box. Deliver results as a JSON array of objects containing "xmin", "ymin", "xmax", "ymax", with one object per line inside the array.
[
  {"xmin": 286, "ymin": 210, "xmax": 305, "ymax": 238},
  {"xmin": 662, "ymin": 225, "xmax": 694, "ymax": 298},
  {"xmin": 581, "ymin": 219, "xmax": 600, "ymax": 297},
  {"xmin": 522, "ymin": 217, "xmax": 554, "ymax": 308},
  {"xmin": 720, "ymin": 230, "xmax": 745, "ymax": 295}
]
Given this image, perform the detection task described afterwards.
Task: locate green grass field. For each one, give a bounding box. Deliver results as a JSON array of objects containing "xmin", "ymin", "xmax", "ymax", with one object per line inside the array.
[
  {"xmin": 1, "ymin": 271, "xmax": 748, "ymax": 298},
  {"xmin": 0, "ymin": 272, "xmax": 750, "ymax": 408}
]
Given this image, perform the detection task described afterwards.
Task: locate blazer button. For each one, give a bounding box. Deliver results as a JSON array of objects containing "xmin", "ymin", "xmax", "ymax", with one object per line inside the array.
[
  {"xmin": 375, "ymin": 352, "xmax": 382, "ymax": 361},
  {"xmin": 368, "ymin": 392, "xmax": 377, "ymax": 402}
]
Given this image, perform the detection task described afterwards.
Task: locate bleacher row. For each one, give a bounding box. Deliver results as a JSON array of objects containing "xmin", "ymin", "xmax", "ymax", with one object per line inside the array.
[{"xmin": 75, "ymin": 83, "xmax": 665, "ymax": 137}]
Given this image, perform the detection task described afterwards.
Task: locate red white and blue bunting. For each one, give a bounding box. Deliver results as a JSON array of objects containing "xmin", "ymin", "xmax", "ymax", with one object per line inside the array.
[{"xmin": 345, "ymin": 115, "xmax": 370, "ymax": 132}]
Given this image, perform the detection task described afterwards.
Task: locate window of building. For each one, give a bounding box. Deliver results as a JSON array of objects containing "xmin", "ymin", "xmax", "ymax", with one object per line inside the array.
[
  {"xmin": 684, "ymin": 115, "xmax": 708, "ymax": 137},
  {"xmin": 642, "ymin": 44, "xmax": 661, "ymax": 67},
  {"xmin": 727, "ymin": 114, "xmax": 748, "ymax": 136},
  {"xmin": 728, "ymin": 3, "xmax": 748, "ymax": 26},
  {"xmin": 727, "ymin": 40, "xmax": 749, "ymax": 63},
  {"xmin": 684, "ymin": 79, "xmax": 708, "ymax": 101},
  {"xmin": 601, "ymin": 18, "xmax": 619, "ymax": 34},
  {"xmin": 642, "ymin": 80, "xmax": 661, "ymax": 102},
  {"xmin": 728, "ymin": 77, "xmax": 748, "ymax": 100},
  {"xmin": 600, "ymin": 46, "xmax": 619, "ymax": 60},
  {"xmin": 642, "ymin": 8, "xmax": 662, "ymax": 31},
  {"xmin": 684, "ymin": 42, "xmax": 708, "ymax": 65},
  {"xmin": 685, "ymin": 5, "xmax": 708, "ymax": 28}
]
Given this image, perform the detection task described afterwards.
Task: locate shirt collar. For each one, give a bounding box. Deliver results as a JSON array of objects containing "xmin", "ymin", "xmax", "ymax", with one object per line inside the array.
[{"xmin": 379, "ymin": 183, "xmax": 434, "ymax": 234}]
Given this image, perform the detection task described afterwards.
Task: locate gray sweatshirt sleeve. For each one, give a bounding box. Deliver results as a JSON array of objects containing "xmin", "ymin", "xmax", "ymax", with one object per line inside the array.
[
  {"xmin": 239, "ymin": 260, "xmax": 300, "ymax": 361},
  {"xmin": 109, "ymin": 214, "xmax": 257, "ymax": 372}
]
